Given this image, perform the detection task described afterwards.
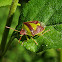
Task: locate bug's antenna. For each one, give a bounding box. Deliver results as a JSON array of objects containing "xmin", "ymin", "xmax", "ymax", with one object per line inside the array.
[{"xmin": 6, "ymin": 26, "xmax": 20, "ymax": 32}]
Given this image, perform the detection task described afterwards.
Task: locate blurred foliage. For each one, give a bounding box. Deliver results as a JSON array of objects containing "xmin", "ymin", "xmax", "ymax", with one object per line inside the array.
[
  {"xmin": 0, "ymin": 0, "xmax": 62, "ymax": 62},
  {"xmin": 0, "ymin": 6, "xmax": 20, "ymax": 44},
  {"xmin": 0, "ymin": 0, "xmax": 12, "ymax": 7},
  {"xmin": 2, "ymin": 40, "xmax": 60, "ymax": 62}
]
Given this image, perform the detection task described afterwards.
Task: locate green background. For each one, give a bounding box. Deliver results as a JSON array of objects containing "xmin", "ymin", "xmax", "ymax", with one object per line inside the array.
[{"xmin": 0, "ymin": 0, "xmax": 62, "ymax": 62}]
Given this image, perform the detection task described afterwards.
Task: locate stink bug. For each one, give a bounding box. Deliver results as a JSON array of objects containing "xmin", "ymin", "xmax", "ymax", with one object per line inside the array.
[{"xmin": 6, "ymin": 21, "xmax": 50, "ymax": 45}]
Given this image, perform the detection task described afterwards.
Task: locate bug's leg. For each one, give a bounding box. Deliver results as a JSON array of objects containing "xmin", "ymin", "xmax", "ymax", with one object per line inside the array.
[
  {"xmin": 41, "ymin": 29, "xmax": 50, "ymax": 35},
  {"xmin": 19, "ymin": 36, "xmax": 24, "ymax": 46},
  {"xmin": 21, "ymin": 41, "xmax": 24, "ymax": 46},
  {"xmin": 6, "ymin": 26, "xmax": 20, "ymax": 32},
  {"xmin": 31, "ymin": 37, "xmax": 38, "ymax": 45},
  {"xmin": 19, "ymin": 36, "xmax": 22, "ymax": 43}
]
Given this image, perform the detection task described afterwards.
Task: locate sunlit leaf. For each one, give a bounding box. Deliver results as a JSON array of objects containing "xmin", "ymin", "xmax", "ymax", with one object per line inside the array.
[{"xmin": 0, "ymin": 0, "xmax": 12, "ymax": 7}]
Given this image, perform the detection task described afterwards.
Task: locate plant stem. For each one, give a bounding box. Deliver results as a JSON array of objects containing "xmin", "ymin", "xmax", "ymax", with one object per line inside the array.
[
  {"xmin": 0, "ymin": 56, "xmax": 3, "ymax": 62},
  {"xmin": 2, "ymin": 36, "xmax": 15, "ymax": 56},
  {"xmin": 60, "ymin": 49, "xmax": 62, "ymax": 62},
  {"xmin": 1, "ymin": 0, "xmax": 19, "ymax": 56}
]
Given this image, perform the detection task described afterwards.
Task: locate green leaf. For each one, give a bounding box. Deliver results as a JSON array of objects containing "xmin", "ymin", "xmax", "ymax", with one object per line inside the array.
[
  {"xmin": 22, "ymin": 25, "xmax": 62, "ymax": 52},
  {"xmin": 0, "ymin": 0, "xmax": 12, "ymax": 7},
  {"xmin": 13, "ymin": 0, "xmax": 62, "ymax": 52}
]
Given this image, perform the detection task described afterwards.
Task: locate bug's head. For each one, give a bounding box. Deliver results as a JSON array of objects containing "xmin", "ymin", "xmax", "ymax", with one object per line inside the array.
[{"xmin": 20, "ymin": 29, "xmax": 26, "ymax": 35}]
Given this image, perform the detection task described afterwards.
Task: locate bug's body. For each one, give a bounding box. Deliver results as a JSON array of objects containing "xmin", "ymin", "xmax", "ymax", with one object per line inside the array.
[
  {"xmin": 20, "ymin": 21, "xmax": 45, "ymax": 36},
  {"xmin": 6, "ymin": 21, "xmax": 50, "ymax": 45}
]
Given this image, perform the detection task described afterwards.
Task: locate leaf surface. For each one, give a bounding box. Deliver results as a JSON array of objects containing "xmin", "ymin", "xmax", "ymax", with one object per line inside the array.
[
  {"xmin": 13, "ymin": 0, "xmax": 62, "ymax": 52},
  {"xmin": 0, "ymin": 0, "xmax": 12, "ymax": 7}
]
